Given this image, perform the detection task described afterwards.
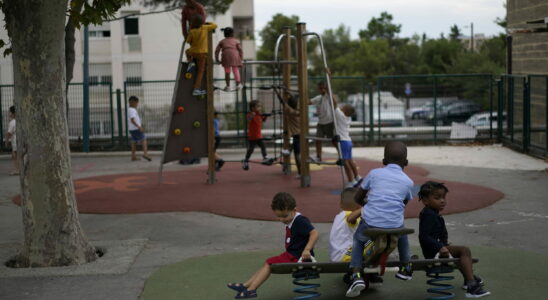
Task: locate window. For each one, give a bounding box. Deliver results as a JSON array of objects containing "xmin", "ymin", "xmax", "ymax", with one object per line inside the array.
[
  {"xmin": 101, "ymin": 75, "xmax": 112, "ymax": 84},
  {"xmin": 89, "ymin": 76, "xmax": 99, "ymax": 85},
  {"xmin": 90, "ymin": 121, "xmax": 101, "ymax": 135},
  {"xmin": 124, "ymin": 17, "xmax": 139, "ymax": 35},
  {"xmin": 124, "ymin": 63, "xmax": 142, "ymax": 86},
  {"xmin": 89, "ymin": 23, "xmax": 111, "ymax": 38},
  {"xmin": 103, "ymin": 121, "xmax": 112, "ymax": 135},
  {"xmin": 126, "ymin": 76, "xmax": 142, "ymax": 86}
]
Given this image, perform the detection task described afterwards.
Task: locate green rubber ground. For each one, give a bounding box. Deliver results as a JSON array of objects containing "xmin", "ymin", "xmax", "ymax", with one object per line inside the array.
[{"xmin": 141, "ymin": 246, "xmax": 548, "ymax": 299}]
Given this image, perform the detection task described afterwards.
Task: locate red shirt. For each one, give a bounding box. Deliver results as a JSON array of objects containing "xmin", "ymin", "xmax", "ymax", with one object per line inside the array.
[{"xmin": 247, "ymin": 112, "xmax": 266, "ymax": 140}]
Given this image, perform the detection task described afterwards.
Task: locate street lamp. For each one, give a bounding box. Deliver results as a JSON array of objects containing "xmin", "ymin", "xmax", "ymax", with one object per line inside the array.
[{"xmin": 464, "ymin": 22, "xmax": 474, "ymax": 51}]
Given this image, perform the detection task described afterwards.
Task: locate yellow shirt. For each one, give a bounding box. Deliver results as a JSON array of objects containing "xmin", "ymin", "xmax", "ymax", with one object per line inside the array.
[{"xmin": 186, "ymin": 23, "xmax": 218, "ymax": 54}]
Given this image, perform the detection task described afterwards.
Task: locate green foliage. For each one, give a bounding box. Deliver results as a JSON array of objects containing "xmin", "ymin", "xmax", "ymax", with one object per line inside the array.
[
  {"xmin": 449, "ymin": 24, "xmax": 462, "ymax": 40},
  {"xmin": 141, "ymin": 0, "xmax": 234, "ymax": 15},
  {"xmin": 67, "ymin": 0, "xmax": 131, "ymax": 28},
  {"xmin": 359, "ymin": 12, "xmax": 401, "ymax": 40}
]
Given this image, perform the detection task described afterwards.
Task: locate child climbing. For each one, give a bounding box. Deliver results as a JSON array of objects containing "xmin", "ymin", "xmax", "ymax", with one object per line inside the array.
[
  {"xmin": 181, "ymin": 0, "xmax": 206, "ymax": 39},
  {"xmin": 215, "ymin": 27, "xmax": 243, "ymax": 91},
  {"xmin": 185, "ymin": 14, "xmax": 217, "ymax": 96}
]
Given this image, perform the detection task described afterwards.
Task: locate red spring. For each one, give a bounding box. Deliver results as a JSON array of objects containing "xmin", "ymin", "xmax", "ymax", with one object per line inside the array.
[{"xmin": 378, "ymin": 253, "xmax": 388, "ymax": 275}]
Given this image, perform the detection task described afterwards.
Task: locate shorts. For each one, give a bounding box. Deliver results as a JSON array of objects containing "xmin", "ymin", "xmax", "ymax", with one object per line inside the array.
[
  {"xmin": 316, "ymin": 122, "xmax": 334, "ymax": 138},
  {"xmin": 266, "ymin": 251, "xmax": 298, "ymax": 265},
  {"xmin": 215, "ymin": 136, "xmax": 221, "ymax": 150},
  {"xmin": 292, "ymin": 135, "xmax": 300, "ymax": 156},
  {"xmin": 129, "ymin": 129, "xmax": 145, "ymax": 142},
  {"xmin": 10, "ymin": 137, "xmax": 16, "ymax": 152},
  {"xmin": 340, "ymin": 140, "xmax": 353, "ymax": 160}
]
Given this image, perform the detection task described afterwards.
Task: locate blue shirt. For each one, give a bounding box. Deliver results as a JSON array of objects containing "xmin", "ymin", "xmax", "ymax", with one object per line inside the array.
[
  {"xmin": 213, "ymin": 118, "xmax": 220, "ymax": 137},
  {"xmin": 360, "ymin": 164, "xmax": 414, "ymax": 228}
]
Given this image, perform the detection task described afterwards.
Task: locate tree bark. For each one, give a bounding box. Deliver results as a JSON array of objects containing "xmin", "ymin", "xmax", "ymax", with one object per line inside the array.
[{"xmin": 2, "ymin": 0, "xmax": 97, "ymax": 267}]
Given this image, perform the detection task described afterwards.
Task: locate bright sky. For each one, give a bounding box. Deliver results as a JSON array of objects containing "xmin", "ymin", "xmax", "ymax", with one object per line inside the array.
[{"xmin": 254, "ymin": 0, "xmax": 506, "ymax": 42}]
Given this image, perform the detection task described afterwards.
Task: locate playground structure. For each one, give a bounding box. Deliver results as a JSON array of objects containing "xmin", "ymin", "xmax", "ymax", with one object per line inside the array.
[{"xmin": 159, "ymin": 23, "xmax": 346, "ymax": 188}]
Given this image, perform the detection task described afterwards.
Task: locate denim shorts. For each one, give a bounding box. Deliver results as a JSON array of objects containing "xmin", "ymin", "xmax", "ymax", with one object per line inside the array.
[
  {"xmin": 340, "ymin": 140, "xmax": 352, "ymax": 160},
  {"xmin": 129, "ymin": 129, "xmax": 145, "ymax": 142}
]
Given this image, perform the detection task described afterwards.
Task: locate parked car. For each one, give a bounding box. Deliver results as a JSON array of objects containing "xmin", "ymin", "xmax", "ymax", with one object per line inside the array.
[
  {"xmin": 426, "ymin": 101, "xmax": 482, "ymax": 125},
  {"xmin": 465, "ymin": 112, "xmax": 505, "ymax": 127},
  {"xmin": 405, "ymin": 102, "xmax": 444, "ymax": 120}
]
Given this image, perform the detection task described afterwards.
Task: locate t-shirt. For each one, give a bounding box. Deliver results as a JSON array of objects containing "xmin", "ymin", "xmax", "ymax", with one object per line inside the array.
[
  {"xmin": 214, "ymin": 118, "xmax": 220, "ymax": 137},
  {"xmin": 328, "ymin": 211, "xmax": 360, "ymax": 262},
  {"xmin": 334, "ymin": 107, "xmax": 351, "ymax": 141},
  {"xmin": 286, "ymin": 213, "xmax": 315, "ymax": 259},
  {"xmin": 419, "ymin": 206, "xmax": 449, "ymax": 259},
  {"xmin": 8, "ymin": 119, "xmax": 16, "ymax": 150},
  {"xmin": 186, "ymin": 23, "xmax": 218, "ymax": 54},
  {"xmin": 284, "ymin": 105, "xmax": 299, "ymax": 137},
  {"xmin": 310, "ymin": 94, "xmax": 334, "ymax": 124},
  {"xmin": 359, "ymin": 164, "xmax": 414, "ymax": 228},
  {"xmin": 247, "ymin": 112, "xmax": 265, "ymax": 140},
  {"xmin": 128, "ymin": 107, "xmax": 141, "ymax": 131}
]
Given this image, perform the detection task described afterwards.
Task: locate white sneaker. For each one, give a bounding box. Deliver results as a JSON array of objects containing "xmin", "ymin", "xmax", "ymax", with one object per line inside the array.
[
  {"xmin": 281, "ymin": 149, "xmax": 291, "ymax": 156},
  {"xmin": 223, "ymin": 86, "xmax": 231, "ymax": 92},
  {"xmin": 345, "ymin": 182, "xmax": 355, "ymax": 188}
]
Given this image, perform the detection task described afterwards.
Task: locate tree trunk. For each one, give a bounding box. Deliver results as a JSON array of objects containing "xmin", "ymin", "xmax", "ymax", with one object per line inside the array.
[{"xmin": 3, "ymin": 0, "xmax": 97, "ymax": 267}]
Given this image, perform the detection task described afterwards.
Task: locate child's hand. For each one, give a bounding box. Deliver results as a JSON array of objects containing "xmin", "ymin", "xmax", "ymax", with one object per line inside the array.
[
  {"xmin": 439, "ymin": 247, "xmax": 450, "ymax": 257},
  {"xmin": 139, "ymin": 127, "xmax": 144, "ymax": 133},
  {"xmin": 301, "ymin": 249, "xmax": 312, "ymax": 261}
]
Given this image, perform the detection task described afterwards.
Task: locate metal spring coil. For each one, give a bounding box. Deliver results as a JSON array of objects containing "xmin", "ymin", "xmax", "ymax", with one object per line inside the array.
[
  {"xmin": 292, "ymin": 270, "xmax": 321, "ymax": 300},
  {"xmin": 426, "ymin": 267, "xmax": 455, "ymax": 300}
]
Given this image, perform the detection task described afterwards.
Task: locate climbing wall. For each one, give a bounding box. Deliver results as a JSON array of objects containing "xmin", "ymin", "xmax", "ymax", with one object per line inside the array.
[{"xmin": 162, "ymin": 62, "xmax": 208, "ymax": 163}]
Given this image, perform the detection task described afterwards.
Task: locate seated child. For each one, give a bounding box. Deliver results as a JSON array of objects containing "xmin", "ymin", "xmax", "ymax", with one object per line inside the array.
[
  {"xmin": 334, "ymin": 104, "xmax": 361, "ymax": 187},
  {"xmin": 418, "ymin": 181, "xmax": 491, "ymax": 298},
  {"xmin": 346, "ymin": 141, "xmax": 414, "ymax": 298},
  {"xmin": 185, "ymin": 14, "xmax": 217, "ymax": 96},
  {"xmin": 227, "ymin": 192, "xmax": 319, "ymax": 299}
]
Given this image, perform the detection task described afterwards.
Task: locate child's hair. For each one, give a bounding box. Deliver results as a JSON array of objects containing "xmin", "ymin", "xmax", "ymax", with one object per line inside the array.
[
  {"xmin": 287, "ymin": 93, "xmax": 298, "ymax": 109},
  {"xmin": 9, "ymin": 106, "xmax": 15, "ymax": 114},
  {"xmin": 214, "ymin": 111, "xmax": 219, "ymax": 117},
  {"xmin": 418, "ymin": 181, "xmax": 449, "ymax": 201},
  {"xmin": 340, "ymin": 191, "xmax": 360, "ymax": 211},
  {"xmin": 249, "ymin": 100, "xmax": 260, "ymax": 111},
  {"xmin": 383, "ymin": 141, "xmax": 407, "ymax": 165},
  {"xmin": 129, "ymin": 95, "xmax": 139, "ymax": 103},
  {"xmin": 190, "ymin": 14, "xmax": 203, "ymax": 29},
  {"xmin": 271, "ymin": 192, "xmax": 297, "ymax": 211},
  {"xmin": 222, "ymin": 27, "xmax": 234, "ymax": 38},
  {"xmin": 341, "ymin": 104, "xmax": 355, "ymax": 116},
  {"xmin": 317, "ymin": 81, "xmax": 326, "ymax": 88}
]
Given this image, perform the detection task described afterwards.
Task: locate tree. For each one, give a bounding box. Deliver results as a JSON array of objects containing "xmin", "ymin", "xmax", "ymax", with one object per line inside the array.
[
  {"xmin": 359, "ymin": 12, "xmax": 401, "ymax": 41},
  {"xmin": 1, "ymin": 0, "xmax": 98, "ymax": 267},
  {"xmin": 449, "ymin": 24, "xmax": 462, "ymax": 40},
  {"xmin": 256, "ymin": 13, "xmax": 299, "ymax": 76}
]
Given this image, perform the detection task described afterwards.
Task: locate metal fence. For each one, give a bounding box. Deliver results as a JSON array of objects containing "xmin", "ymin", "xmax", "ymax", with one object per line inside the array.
[{"xmin": 2, "ymin": 74, "xmax": 545, "ymax": 158}]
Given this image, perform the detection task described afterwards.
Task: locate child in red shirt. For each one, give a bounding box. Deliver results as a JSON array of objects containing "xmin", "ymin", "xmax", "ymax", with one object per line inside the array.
[{"xmin": 242, "ymin": 101, "xmax": 271, "ymax": 170}]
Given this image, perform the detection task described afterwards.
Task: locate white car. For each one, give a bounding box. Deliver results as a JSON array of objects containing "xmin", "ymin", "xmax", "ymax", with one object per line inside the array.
[{"xmin": 465, "ymin": 112, "xmax": 504, "ymax": 127}]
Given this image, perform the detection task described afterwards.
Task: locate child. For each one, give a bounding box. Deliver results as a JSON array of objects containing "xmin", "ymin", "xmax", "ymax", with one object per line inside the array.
[
  {"xmin": 309, "ymin": 81, "xmax": 337, "ymax": 162},
  {"xmin": 346, "ymin": 141, "xmax": 414, "ymax": 298},
  {"xmin": 418, "ymin": 181, "xmax": 491, "ymax": 298},
  {"xmin": 227, "ymin": 192, "xmax": 319, "ymax": 299},
  {"xmin": 334, "ymin": 104, "xmax": 361, "ymax": 187},
  {"xmin": 181, "ymin": 0, "xmax": 206, "ymax": 39},
  {"xmin": 185, "ymin": 14, "xmax": 217, "ymax": 96},
  {"xmin": 242, "ymin": 100, "xmax": 271, "ymax": 170},
  {"xmin": 281, "ymin": 92, "xmax": 301, "ymax": 177},
  {"xmin": 214, "ymin": 112, "xmax": 225, "ymax": 171},
  {"xmin": 215, "ymin": 27, "xmax": 243, "ymax": 91},
  {"xmin": 127, "ymin": 96, "xmax": 151, "ymax": 162},
  {"xmin": 7, "ymin": 106, "xmax": 19, "ymax": 176}
]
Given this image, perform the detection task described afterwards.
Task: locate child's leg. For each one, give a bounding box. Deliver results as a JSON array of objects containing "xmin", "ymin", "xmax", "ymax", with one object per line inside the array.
[
  {"xmin": 447, "ymin": 245, "xmax": 474, "ymax": 281},
  {"xmin": 131, "ymin": 142, "xmax": 137, "ymax": 159},
  {"xmin": 349, "ymin": 220, "xmax": 370, "ymax": 274},
  {"xmin": 245, "ymin": 140, "xmax": 257, "ymax": 161},
  {"xmin": 142, "ymin": 138, "xmax": 149, "ymax": 156},
  {"xmin": 193, "ymin": 53, "xmax": 207, "ymax": 89},
  {"xmin": 12, "ymin": 150, "xmax": 19, "ymax": 173},
  {"xmin": 293, "ymin": 135, "xmax": 301, "ymax": 174},
  {"xmin": 232, "ymin": 66, "xmax": 241, "ymax": 85},
  {"xmin": 350, "ymin": 159, "xmax": 359, "ymax": 179},
  {"xmin": 224, "ymin": 66, "xmax": 231, "ymax": 87},
  {"xmin": 343, "ymin": 160, "xmax": 354, "ymax": 182},
  {"xmin": 397, "ymin": 234, "xmax": 411, "ymax": 264},
  {"xmin": 257, "ymin": 139, "xmax": 267, "ymax": 158},
  {"xmin": 244, "ymin": 262, "xmax": 271, "ymax": 291}
]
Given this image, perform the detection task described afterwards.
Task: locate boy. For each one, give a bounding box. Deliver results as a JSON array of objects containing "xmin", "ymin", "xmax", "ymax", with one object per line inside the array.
[
  {"xmin": 227, "ymin": 192, "xmax": 319, "ymax": 299},
  {"xmin": 309, "ymin": 81, "xmax": 337, "ymax": 162},
  {"xmin": 242, "ymin": 100, "xmax": 271, "ymax": 170},
  {"xmin": 185, "ymin": 14, "xmax": 217, "ymax": 96},
  {"xmin": 181, "ymin": 0, "xmax": 206, "ymax": 39},
  {"xmin": 346, "ymin": 141, "xmax": 414, "ymax": 298},
  {"xmin": 127, "ymin": 96, "xmax": 151, "ymax": 162},
  {"xmin": 7, "ymin": 106, "xmax": 19, "ymax": 175},
  {"xmin": 334, "ymin": 104, "xmax": 361, "ymax": 187},
  {"xmin": 281, "ymin": 92, "xmax": 301, "ymax": 177},
  {"xmin": 418, "ymin": 181, "xmax": 490, "ymax": 298}
]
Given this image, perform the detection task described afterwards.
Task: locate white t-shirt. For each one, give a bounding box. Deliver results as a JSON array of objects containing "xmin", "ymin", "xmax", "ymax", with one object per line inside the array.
[
  {"xmin": 127, "ymin": 107, "xmax": 141, "ymax": 131},
  {"xmin": 8, "ymin": 119, "xmax": 16, "ymax": 151},
  {"xmin": 328, "ymin": 211, "xmax": 359, "ymax": 262},
  {"xmin": 334, "ymin": 108, "xmax": 351, "ymax": 141},
  {"xmin": 311, "ymin": 94, "xmax": 334, "ymax": 124}
]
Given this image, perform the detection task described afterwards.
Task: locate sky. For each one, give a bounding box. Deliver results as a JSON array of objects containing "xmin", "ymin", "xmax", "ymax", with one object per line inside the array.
[{"xmin": 254, "ymin": 0, "xmax": 506, "ymax": 42}]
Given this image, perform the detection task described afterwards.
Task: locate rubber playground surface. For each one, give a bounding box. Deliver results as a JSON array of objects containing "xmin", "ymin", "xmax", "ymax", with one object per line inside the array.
[
  {"xmin": 12, "ymin": 159, "xmax": 503, "ymax": 222},
  {"xmin": 141, "ymin": 246, "xmax": 548, "ymax": 300}
]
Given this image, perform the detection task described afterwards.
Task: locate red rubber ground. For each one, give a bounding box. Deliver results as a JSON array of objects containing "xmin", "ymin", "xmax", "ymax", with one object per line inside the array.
[{"xmin": 12, "ymin": 159, "xmax": 503, "ymax": 222}]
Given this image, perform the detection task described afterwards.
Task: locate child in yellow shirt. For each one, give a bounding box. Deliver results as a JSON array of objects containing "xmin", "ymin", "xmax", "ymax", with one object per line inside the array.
[{"xmin": 185, "ymin": 14, "xmax": 217, "ymax": 96}]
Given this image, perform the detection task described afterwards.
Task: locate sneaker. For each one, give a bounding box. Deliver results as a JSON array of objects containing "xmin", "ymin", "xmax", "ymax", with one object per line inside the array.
[
  {"xmin": 345, "ymin": 274, "xmax": 366, "ymax": 298},
  {"xmin": 294, "ymin": 174, "xmax": 301, "ymax": 179},
  {"xmin": 186, "ymin": 61, "xmax": 195, "ymax": 72},
  {"xmin": 310, "ymin": 156, "xmax": 321, "ymax": 164},
  {"xmin": 368, "ymin": 274, "xmax": 383, "ymax": 287},
  {"xmin": 466, "ymin": 282, "xmax": 491, "ymax": 298},
  {"xmin": 261, "ymin": 157, "xmax": 273, "ymax": 165},
  {"xmin": 236, "ymin": 83, "xmax": 242, "ymax": 90},
  {"xmin": 192, "ymin": 89, "xmax": 206, "ymax": 96},
  {"xmin": 462, "ymin": 276, "xmax": 484, "ymax": 290},
  {"xmin": 281, "ymin": 149, "xmax": 291, "ymax": 156},
  {"xmin": 223, "ymin": 86, "xmax": 231, "ymax": 92},
  {"xmin": 242, "ymin": 160, "xmax": 249, "ymax": 171},
  {"xmin": 395, "ymin": 264, "xmax": 413, "ymax": 280},
  {"xmin": 345, "ymin": 181, "xmax": 355, "ymax": 188},
  {"xmin": 218, "ymin": 159, "xmax": 225, "ymax": 170}
]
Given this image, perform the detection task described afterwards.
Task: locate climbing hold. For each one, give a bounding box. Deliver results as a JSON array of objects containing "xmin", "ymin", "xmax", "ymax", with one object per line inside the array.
[
  {"xmin": 185, "ymin": 72, "xmax": 192, "ymax": 79},
  {"xmin": 183, "ymin": 147, "xmax": 191, "ymax": 153},
  {"xmin": 193, "ymin": 121, "xmax": 201, "ymax": 128},
  {"xmin": 173, "ymin": 128, "xmax": 181, "ymax": 136},
  {"xmin": 177, "ymin": 106, "xmax": 185, "ymax": 113}
]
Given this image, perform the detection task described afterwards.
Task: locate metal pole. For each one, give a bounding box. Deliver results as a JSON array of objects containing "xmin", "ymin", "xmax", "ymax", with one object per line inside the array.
[
  {"xmin": 489, "ymin": 76, "xmax": 493, "ymax": 140},
  {"xmin": 296, "ymin": 23, "xmax": 310, "ymax": 187},
  {"xmin": 496, "ymin": 79, "xmax": 503, "ymax": 142},
  {"xmin": 116, "ymin": 89, "xmax": 123, "ymax": 146},
  {"xmin": 369, "ymin": 83, "xmax": 374, "ymax": 144},
  {"xmin": 361, "ymin": 79, "xmax": 366, "ymax": 144},
  {"xmin": 0, "ymin": 85, "xmax": 3, "ymax": 152},
  {"xmin": 433, "ymin": 77, "xmax": 438, "ymax": 143},
  {"xmin": 509, "ymin": 77, "xmax": 514, "ymax": 143},
  {"xmin": 108, "ymin": 83, "xmax": 114, "ymax": 147},
  {"xmin": 207, "ymin": 30, "xmax": 216, "ymax": 184},
  {"xmin": 83, "ymin": 26, "xmax": 90, "ymax": 152},
  {"xmin": 470, "ymin": 22, "xmax": 474, "ymax": 52},
  {"xmin": 282, "ymin": 27, "xmax": 292, "ymax": 175},
  {"xmin": 523, "ymin": 77, "xmax": 530, "ymax": 153}
]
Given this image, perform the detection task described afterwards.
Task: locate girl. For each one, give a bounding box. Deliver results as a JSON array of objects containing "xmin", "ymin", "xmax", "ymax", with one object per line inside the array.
[
  {"xmin": 7, "ymin": 106, "xmax": 19, "ymax": 175},
  {"xmin": 215, "ymin": 27, "xmax": 243, "ymax": 91}
]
